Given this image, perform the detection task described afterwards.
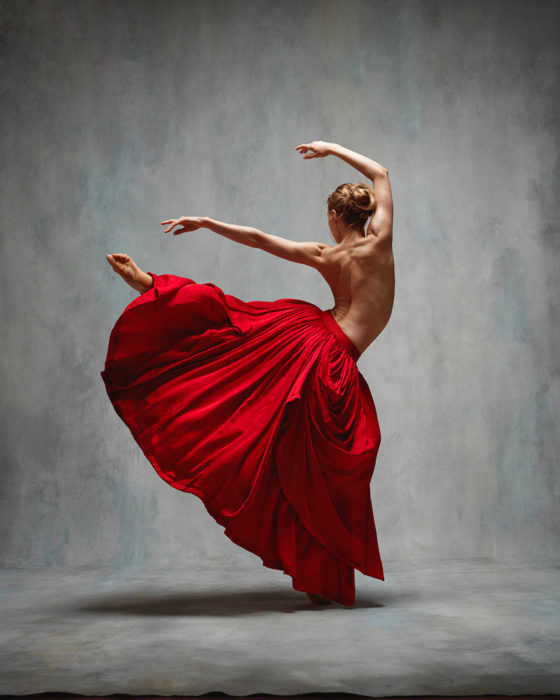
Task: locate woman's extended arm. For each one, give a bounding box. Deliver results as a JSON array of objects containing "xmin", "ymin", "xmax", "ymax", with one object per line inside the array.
[{"xmin": 160, "ymin": 216, "xmax": 329, "ymax": 268}]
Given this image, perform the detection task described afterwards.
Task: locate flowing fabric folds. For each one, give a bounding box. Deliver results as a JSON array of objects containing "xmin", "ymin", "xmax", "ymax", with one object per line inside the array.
[{"xmin": 100, "ymin": 272, "xmax": 384, "ymax": 605}]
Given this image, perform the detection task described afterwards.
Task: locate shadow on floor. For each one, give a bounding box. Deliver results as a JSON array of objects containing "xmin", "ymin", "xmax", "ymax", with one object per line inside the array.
[{"xmin": 70, "ymin": 588, "xmax": 389, "ymax": 616}]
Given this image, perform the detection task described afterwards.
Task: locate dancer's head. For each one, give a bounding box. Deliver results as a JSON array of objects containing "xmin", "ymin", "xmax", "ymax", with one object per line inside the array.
[{"xmin": 326, "ymin": 182, "xmax": 376, "ymax": 243}]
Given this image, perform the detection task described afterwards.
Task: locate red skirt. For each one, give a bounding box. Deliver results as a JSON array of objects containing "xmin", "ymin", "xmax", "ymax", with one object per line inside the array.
[{"xmin": 100, "ymin": 272, "xmax": 384, "ymax": 606}]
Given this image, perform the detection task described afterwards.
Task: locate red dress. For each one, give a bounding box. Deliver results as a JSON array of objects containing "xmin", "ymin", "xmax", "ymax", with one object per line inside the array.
[{"xmin": 100, "ymin": 272, "xmax": 384, "ymax": 606}]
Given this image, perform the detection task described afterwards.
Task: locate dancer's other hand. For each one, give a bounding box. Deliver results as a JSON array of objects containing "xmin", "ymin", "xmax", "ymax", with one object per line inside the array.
[
  {"xmin": 295, "ymin": 141, "xmax": 333, "ymax": 159},
  {"xmin": 160, "ymin": 216, "xmax": 204, "ymax": 235}
]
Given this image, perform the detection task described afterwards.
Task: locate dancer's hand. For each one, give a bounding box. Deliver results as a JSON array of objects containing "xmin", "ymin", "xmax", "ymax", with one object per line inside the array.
[
  {"xmin": 294, "ymin": 141, "xmax": 333, "ymax": 159},
  {"xmin": 160, "ymin": 216, "xmax": 204, "ymax": 235}
]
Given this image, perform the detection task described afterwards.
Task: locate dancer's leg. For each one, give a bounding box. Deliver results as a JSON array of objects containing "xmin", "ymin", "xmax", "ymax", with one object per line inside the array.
[
  {"xmin": 306, "ymin": 592, "xmax": 332, "ymax": 605},
  {"xmin": 106, "ymin": 253, "xmax": 154, "ymax": 294}
]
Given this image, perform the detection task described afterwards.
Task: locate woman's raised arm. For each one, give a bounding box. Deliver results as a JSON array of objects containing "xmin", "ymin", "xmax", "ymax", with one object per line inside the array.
[
  {"xmin": 295, "ymin": 141, "xmax": 393, "ymax": 248},
  {"xmin": 295, "ymin": 141, "xmax": 387, "ymax": 178}
]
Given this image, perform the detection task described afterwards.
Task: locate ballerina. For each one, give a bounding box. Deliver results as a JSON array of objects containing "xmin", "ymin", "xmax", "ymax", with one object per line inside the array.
[{"xmin": 102, "ymin": 141, "xmax": 394, "ymax": 607}]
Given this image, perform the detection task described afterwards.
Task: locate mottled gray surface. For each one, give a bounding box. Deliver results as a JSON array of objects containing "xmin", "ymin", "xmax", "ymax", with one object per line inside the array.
[
  {"xmin": 1, "ymin": 0, "xmax": 558, "ymax": 616},
  {"xmin": 0, "ymin": 560, "xmax": 559, "ymax": 696}
]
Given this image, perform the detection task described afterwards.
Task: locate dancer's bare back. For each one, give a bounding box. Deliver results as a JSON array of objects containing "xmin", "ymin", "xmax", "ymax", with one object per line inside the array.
[{"xmin": 317, "ymin": 234, "xmax": 394, "ymax": 354}]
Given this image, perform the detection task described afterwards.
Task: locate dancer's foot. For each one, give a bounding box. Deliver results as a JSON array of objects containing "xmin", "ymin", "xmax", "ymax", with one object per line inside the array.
[
  {"xmin": 306, "ymin": 592, "xmax": 332, "ymax": 605},
  {"xmin": 106, "ymin": 253, "xmax": 153, "ymax": 293}
]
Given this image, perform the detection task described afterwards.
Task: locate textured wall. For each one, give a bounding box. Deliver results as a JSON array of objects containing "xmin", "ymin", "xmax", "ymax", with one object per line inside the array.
[{"xmin": 1, "ymin": 0, "xmax": 558, "ymax": 569}]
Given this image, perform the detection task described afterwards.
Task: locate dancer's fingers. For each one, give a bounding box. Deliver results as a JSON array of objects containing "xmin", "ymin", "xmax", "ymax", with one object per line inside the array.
[
  {"xmin": 297, "ymin": 145, "xmax": 319, "ymax": 158},
  {"xmin": 161, "ymin": 220, "xmax": 178, "ymax": 232}
]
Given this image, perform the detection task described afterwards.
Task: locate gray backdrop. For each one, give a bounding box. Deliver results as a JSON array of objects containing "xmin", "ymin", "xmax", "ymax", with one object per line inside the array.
[{"xmin": 1, "ymin": 0, "xmax": 558, "ymax": 572}]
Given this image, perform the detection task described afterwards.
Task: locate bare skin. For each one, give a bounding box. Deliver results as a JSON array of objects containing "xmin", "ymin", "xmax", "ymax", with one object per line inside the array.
[
  {"xmin": 317, "ymin": 228, "xmax": 394, "ymax": 353},
  {"xmin": 106, "ymin": 253, "xmax": 153, "ymax": 293},
  {"xmin": 305, "ymin": 592, "xmax": 332, "ymax": 605},
  {"xmin": 298, "ymin": 141, "xmax": 395, "ymax": 353},
  {"xmin": 106, "ymin": 140, "xmax": 394, "ymax": 604}
]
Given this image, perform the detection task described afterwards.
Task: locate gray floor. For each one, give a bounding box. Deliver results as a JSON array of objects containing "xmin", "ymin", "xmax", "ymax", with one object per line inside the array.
[{"xmin": 0, "ymin": 558, "xmax": 558, "ymax": 697}]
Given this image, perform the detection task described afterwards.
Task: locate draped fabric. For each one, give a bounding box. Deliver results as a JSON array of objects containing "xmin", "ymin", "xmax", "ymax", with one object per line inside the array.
[{"xmin": 100, "ymin": 272, "xmax": 384, "ymax": 605}]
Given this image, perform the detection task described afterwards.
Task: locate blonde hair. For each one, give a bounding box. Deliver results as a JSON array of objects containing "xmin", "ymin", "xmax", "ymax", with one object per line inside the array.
[{"xmin": 326, "ymin": 182, "xmax": 376, "ymax": 230}]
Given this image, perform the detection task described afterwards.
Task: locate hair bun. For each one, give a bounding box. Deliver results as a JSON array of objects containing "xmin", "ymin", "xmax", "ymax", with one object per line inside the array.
[
  {"xmin": 350, "ymin": 182, "xmax": 376, "ymax": 214},
  {"xmin": 327, "ymin": 181, "xmax": 377, "ymax": 231}
]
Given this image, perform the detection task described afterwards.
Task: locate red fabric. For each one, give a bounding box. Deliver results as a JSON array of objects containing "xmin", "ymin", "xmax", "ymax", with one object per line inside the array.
[{"xmin": 100, "ymin": 272, "xmax": 384, "ymax": 605}]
